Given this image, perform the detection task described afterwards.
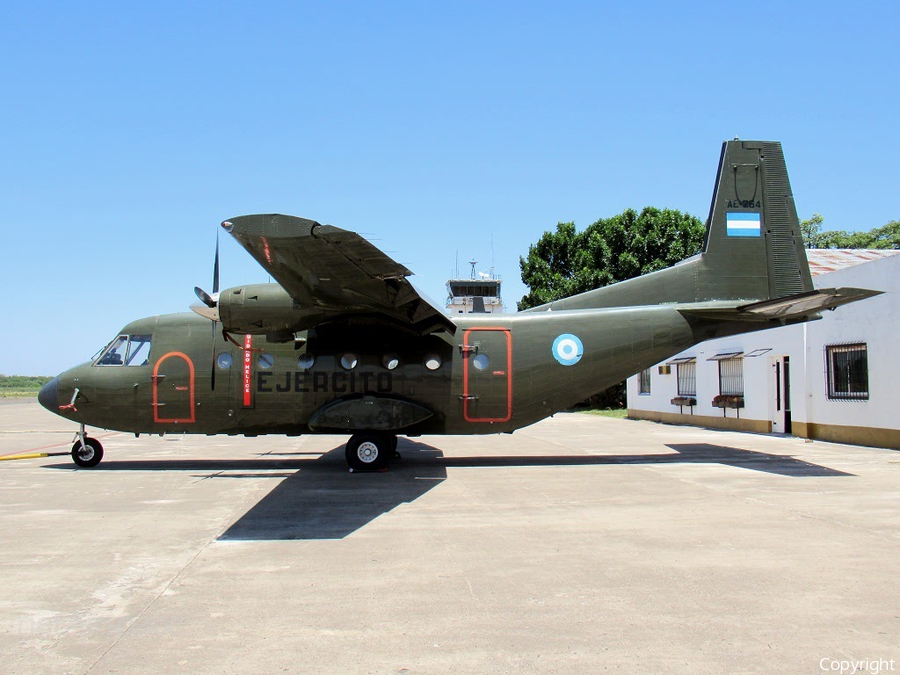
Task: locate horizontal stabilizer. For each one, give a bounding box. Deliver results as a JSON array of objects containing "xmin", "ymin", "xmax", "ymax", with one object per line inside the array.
[
  {"xmin": 677, "ymin": 287, "xmax": 881, "ymax": 324},
  {"xmin": 736, "ymin": 287, "xmax": 882, "ymax": 319}
]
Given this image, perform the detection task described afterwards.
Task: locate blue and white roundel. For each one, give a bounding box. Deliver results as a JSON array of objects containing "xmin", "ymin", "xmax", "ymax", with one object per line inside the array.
[{"xmin": 552, "ymin": 333, "xmax": 584, "ymax": 366}]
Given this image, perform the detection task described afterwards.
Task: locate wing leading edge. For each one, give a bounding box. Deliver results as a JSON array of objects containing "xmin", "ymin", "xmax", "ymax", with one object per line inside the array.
[{"xmin": 223, "ymin": 214, "xmax": 455, "ymax": 335}]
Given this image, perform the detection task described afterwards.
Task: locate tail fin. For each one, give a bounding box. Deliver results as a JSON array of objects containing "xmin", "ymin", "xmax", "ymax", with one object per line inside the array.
[
  {"xmin": 700, "ymin": 139, "xmax": 812, "ymax": 300},
  {"xmin": 531, "ymin": 139, "xmax": 813, "ymax": 312}
]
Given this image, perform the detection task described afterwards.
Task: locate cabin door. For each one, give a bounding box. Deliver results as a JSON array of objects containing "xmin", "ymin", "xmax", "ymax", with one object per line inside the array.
[
  {"xmin": 152, "ymin": 351, "xmax": 196, "ymax": 424},
  {"xmin": 462, "ymin": 328, "xmax": 512, "ymax": 423}
]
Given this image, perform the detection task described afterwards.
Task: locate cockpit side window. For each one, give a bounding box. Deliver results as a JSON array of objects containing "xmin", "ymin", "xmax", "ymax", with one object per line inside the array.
[
  {"xmin": 95, "ymin": 334, "xmax": 153, "ymax": 367},
  {"xmin": 125, "ymin": 335, "xmax": 152, "ymax": 366},
  {"xmin": 97, "ymin": 336, "xmax": 127, "ymax": 366}
]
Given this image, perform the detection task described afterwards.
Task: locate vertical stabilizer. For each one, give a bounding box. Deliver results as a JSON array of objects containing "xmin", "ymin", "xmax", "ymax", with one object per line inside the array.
[{"xmin": 702, "ymin": 139, "xmax": 812, "ymax": 300}]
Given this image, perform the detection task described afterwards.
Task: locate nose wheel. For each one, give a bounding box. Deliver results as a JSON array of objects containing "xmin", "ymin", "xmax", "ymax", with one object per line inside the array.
[
  {"xmin": 345, "ymin": 433, "xmax": 397, "ymax": 472},
  {"xmin": 71, "ymin": 426, "xmax": 104, "ymax": 468}
]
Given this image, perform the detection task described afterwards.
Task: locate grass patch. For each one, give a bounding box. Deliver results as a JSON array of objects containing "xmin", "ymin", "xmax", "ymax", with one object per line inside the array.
[
  {"xmin": 0, "ymin": 391, "xmax": 41, "ymax": 399},
  {"xmin": 577, "ymin": 408, "xmax": 628, "ymax": 419},
  {"xmin": 0, "ymin": 375, "xmax": 52, "ymax": 399}
]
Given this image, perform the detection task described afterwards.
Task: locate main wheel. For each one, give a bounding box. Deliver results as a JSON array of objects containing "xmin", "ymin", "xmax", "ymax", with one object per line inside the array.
[
  {"xmin": 72, "ymin": 438, "xmax": 104, "ymax": 468},
  {"xmin": 345, "ymin": 433, "xmax": 390, "ymax": 472}
]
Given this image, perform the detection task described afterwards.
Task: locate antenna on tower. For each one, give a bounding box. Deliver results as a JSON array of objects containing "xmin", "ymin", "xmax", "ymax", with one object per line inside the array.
[{"xmin": 490, "ymin": 234, "xmax": 495, "ymax": 278}]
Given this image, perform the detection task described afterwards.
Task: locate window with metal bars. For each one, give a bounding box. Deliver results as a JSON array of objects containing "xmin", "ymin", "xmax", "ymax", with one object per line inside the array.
[
  {"xmin": 638, "ymin": 368, "xmax": 651, "ymax": 395},
  {"xmin": 826, "ymin": 343, "xmax": 869, "ymax": 400},
  {"xmin": 718, "ymin": 357, "xmax": 744, "ymax": 396},
  {"xmin": 677, "ymin": 360, "xmax": 696, "ymax": 396}
]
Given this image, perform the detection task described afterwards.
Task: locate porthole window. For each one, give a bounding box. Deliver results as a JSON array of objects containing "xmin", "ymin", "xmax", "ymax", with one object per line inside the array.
[
  {"xmin": 382, "ymin": 353, "xmax": 400, "ymax": 370},
  {"xmin": 424, "ymin": 354, "xmax": 442, "ymax": 371},
  {"xmin": 216, "ymin": 353, "xmax": 233, "ymax": 369},
  {"xmin": 257, "ymin": 353, "xmax": 275, "ymax": 369},
  {"xmin": 341, "ymin": 353, "xmax": 358, "ymax": 370},
  {"xmin": 297, "ymin": 353, "xmax": 315, "ymax": 370},
  {"xmin": 472, "ymin": 353, "xmax": 490, "ymax": 371}
]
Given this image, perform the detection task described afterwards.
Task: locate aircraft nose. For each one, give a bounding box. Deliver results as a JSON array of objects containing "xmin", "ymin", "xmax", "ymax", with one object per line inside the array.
[{"xmin": 38, "ymin": 376, "xmax": 60, "ymax": 412}]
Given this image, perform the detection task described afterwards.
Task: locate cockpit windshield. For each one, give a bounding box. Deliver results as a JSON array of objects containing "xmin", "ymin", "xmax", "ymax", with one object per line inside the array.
[{"xmin": 94, "ymin": 334, "xmax": 153, "ymax": 366}]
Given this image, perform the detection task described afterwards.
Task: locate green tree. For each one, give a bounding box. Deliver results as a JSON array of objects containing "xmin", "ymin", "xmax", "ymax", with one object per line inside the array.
[
  {"xmin": 517, "ymin": 207, "xmax": 706, "ymax": 408},
  {"xmin": 799, "ymin": 213, "xmax": 824, "ymax": 247},
  {"xmin": 518, "ymin": 207, "xmax": 706, "ymax": 310},
  {"xmin": 801, "ymin": 215, "xmax": 900, "ymax": 249},
  {"xmin": 862, "ymin": 220, "xmax": 900, "ymax": 248}
]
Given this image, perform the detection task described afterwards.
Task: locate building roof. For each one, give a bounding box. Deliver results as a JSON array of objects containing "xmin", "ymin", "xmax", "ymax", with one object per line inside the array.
[{"xmin": 805, "ymin": 249, "xmax": 900, "ymax": 276}]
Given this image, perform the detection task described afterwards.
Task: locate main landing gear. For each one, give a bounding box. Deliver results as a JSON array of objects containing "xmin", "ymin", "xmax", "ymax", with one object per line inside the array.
[
  {"xmin": 345, "ymin": 432, "xmax": 400, "ymax": 472},
  {"xmin": 71, "ymin": 425, "xmax": 104, "ymax": 468}
]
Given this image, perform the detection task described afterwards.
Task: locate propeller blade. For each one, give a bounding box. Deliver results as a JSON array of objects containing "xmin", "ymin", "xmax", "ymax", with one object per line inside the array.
[
  {"xmin": 213, "ymin": 230, "xmax": 220, "ymax": 295},
  {"xmin": 210, "ymin": 321, "xmax": 217, "ymax": 391},
  {"xmin": 192, "ymin": 228, "xmax": 223, "ymax": 328},
  {"xmin": 194, "ymin": 286, "xmax": 216, "ymax": 308}
]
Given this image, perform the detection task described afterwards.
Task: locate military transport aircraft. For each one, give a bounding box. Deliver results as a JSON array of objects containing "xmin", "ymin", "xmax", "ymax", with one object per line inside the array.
[{"xmin": 39, "ymin": 139, "xmax": 877, "ymax": 471}]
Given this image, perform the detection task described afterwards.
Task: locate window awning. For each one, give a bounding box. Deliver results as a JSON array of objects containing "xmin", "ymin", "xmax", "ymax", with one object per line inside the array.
[
  {"xmin": 667, "ymin": 356, "xmax": 696, "ymax": 364},
  {"xmin": 744, "ymin": 348, "xmax": 772, "ymax": 358},
  {"xmin": 707, "ymin": 351, "xmax": 744, "ymax": 361}
]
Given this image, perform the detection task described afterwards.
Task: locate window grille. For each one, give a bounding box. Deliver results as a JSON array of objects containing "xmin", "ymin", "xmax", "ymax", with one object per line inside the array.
[
  {"xmin": 718, "ymin": 357, "xmax": 744, "ymax": 396},
  {"xmin": 638, "ymin": 368, "xmax": 651, "ymax": 395},
  {"xmin": 826, "ymin": 343, "xmax": 869, "ymax": 400},
  {"xmin": 677, "ymin": 360, "xmax": 696, "ymax": 396}
]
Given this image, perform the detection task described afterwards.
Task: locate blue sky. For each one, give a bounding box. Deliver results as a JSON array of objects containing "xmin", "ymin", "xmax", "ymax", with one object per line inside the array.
[{"xmin": 2, "ymin": 1, "xmax": 898, "ymax": 376}]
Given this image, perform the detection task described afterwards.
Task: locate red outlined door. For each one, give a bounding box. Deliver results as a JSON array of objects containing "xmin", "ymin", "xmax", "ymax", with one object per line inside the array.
[
  {"xmin": 463, "ymin": 327, "xmax": 512, "ymax": 423},
  {"xmin": 152, "ymin": 352, "xmax": 196, "ymax": 424}
]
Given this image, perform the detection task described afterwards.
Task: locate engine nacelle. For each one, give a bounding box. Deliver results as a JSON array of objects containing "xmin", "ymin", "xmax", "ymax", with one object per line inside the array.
[{"xmin": 217, "ymin": 284, "xmax": 325, "ymax": 338}]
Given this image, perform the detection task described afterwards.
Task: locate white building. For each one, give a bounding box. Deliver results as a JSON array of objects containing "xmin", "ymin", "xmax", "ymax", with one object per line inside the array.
[{"xmin": 626, "ymin": 250, "xmax": 900, "ymax": 449}]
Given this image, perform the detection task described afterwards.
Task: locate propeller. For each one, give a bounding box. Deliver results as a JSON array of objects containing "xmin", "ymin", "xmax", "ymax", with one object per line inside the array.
[
  {"xmin": 191, "ymin": 231, "xmax": 222, "ymax": 390},
  {"xmin": 191, "ymin": 232, "xmax": 220, "ymax": 321}
]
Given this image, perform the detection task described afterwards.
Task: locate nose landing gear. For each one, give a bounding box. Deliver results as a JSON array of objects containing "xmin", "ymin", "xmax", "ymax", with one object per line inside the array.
[{"xmin": 71, "ymin": 425, "xmax": 104, "ymax": 468}]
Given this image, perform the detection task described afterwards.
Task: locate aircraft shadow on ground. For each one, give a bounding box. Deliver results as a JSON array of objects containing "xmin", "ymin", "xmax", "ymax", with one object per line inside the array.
[
  {"xmin": 44, "ymin": 439, "xmax": 849, "ymax": 540},
  {"xmin": 416, "ymin": 443, "xmax": 851, "ymax": 478},
  {"xmin": 220, "ymin": 439, "xmax": 448, "ymax": 541}
]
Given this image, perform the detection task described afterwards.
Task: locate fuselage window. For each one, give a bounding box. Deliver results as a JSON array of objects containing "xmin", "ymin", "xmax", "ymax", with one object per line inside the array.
[
  {"xmin": 472, "ymin": 354, "xmax": 490, "ymax": 371},
  {"xmin": 383, "ymin": 354, "xmax": 400, "ymax": 370},
  {"xmin": 257, "ymin": 353, "xmax": 275, "ymax": 369},
  {"xmin": 95, "ymin": 334, "xmax": 153, "ymax": 367},
  {"xmin": 298, "ymin": 354, "xmax": 315, "ymax": 370},
  {"xmin": 341, "ymin": 354, "xmax": 359, "ymax": 370},
  {"xmin": 217, "ymin": 353, "xmax": 234, "ymax": 369},
  {"xmin": 424, "ymin": 354, "xmax": 442, "ymax": 371}
]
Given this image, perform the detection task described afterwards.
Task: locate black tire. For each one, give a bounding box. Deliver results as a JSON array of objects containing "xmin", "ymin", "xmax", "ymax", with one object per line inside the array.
[
  {"xmin": 345, "ymin": 433, "xmax": 390, "ymax": 472},
  {"xmin": 71, "ymin": 438, "xmax": 104, "ymax": 468}
]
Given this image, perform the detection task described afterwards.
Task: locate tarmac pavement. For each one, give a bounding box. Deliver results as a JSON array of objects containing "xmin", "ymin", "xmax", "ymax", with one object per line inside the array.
[{"xmin": 1, "ymin": 399, "xmax": 898, "ymax": 674}]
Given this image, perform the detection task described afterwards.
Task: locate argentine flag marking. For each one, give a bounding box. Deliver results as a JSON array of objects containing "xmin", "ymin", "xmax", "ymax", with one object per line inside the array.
[{"xmin": 726, "ymin": 212, "xmax": 761, "ymax": 237}]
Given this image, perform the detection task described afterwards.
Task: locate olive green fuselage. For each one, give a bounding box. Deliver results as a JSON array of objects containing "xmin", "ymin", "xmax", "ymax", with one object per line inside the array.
[{"xmin": 52, "ymin": 305, "xmax": 723, "ymax": 438}]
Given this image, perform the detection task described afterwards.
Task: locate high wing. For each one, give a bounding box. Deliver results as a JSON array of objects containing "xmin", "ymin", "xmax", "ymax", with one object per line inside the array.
[{"xmin": 223, "ymin": 214, "xmax": 455, "ymax": 335}]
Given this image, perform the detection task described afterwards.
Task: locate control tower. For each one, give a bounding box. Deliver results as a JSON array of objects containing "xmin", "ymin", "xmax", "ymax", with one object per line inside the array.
[{"xmin": 446, "ymin": 260, "xmax": 504, "ymax": 314}]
